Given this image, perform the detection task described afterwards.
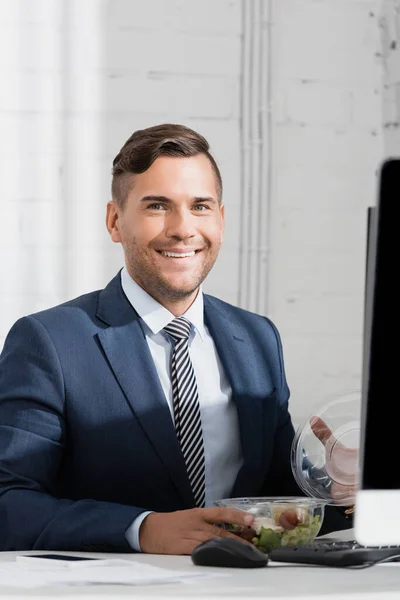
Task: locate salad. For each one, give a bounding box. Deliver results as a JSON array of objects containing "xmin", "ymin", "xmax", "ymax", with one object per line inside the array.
[
  {"xmin": 251, "ymin": 513, "xmax": 321, "ymax": 553},
  {"xmin": 228, "ymin": 507, "xmax": 322, "ymax": 553},
  {"xmin": 217, "ymin": 497, "xmax": 325, "ymax": 553}
]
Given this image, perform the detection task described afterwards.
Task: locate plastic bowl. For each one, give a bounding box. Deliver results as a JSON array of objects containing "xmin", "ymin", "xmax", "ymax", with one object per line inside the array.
[
  {"xmin": 291, "ymin": 390, "xmax": 361, "ymax": 506},
  {"xmin": 214, "ymin": 497, "xmax": 326, "ymax": 553}
]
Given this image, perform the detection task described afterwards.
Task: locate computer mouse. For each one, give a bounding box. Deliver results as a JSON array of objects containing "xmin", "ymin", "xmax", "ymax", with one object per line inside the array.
[{"xmin": 191, "ymin": 537, "xmax": 269, "ymax": 568}]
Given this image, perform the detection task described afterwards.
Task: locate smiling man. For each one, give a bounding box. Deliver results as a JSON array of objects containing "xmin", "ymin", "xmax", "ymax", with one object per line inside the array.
[
  {"xmin": 107, "ymin": 147, "xmax": 224, "ymax": 317},
  {"xmin": 0, "ymin": 124, "xmax": 352, "ymax": 554}
]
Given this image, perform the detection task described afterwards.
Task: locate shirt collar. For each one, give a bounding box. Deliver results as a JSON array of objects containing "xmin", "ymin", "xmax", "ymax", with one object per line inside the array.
[{"xmin": 120, "ymin": 266, "xmax": 205, "ymax": 340}]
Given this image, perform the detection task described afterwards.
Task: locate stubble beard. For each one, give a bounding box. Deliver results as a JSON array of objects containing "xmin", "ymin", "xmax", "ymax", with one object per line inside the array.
[{"xmin": 123, "ymin": 239, "xmax": 219, "ymax": 302}]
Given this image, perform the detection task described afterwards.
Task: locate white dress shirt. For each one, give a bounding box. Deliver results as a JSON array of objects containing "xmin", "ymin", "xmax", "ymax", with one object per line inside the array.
[{"xmin": 120, "ymin": 267, "xmax": 243, "ymax": 551}]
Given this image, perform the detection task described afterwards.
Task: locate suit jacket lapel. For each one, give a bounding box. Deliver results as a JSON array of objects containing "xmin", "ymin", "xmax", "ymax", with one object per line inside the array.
[
  {"xmin": 204, "ymin": 296, "xmax": 267, "ymax": 483},
  {"xmin": 96, "ymin": 273, "xmax": 194, "ymax": 507}
]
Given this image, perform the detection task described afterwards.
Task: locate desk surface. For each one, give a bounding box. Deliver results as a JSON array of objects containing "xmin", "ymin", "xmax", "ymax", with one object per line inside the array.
[{"xmin": 1, "ymin": 550, "xmax": 400, "ymax": 600}]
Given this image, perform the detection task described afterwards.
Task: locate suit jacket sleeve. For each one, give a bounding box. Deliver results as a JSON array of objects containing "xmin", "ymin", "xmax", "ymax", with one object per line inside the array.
[
  {"xmin": 258, "ymin": 319, "xmax": 353, "ymax": 535},
  {"xmin": 0, "ymin": 316, "xmax": 145, "ymax": 551}
]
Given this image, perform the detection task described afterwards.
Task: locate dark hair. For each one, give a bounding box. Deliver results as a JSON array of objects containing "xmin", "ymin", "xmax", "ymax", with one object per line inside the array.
[{"xmin": 111, "ymin": 123, "xmax": 223, "ymax": 207}]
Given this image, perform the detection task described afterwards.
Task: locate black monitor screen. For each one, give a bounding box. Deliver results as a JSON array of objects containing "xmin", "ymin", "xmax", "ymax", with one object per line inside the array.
[{"xmin": 360, "ymin": 158, "xmax": 400, "ymax": 490}]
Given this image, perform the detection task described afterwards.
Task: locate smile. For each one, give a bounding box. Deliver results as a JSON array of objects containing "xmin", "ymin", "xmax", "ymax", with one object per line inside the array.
[{"xmin": 157, "ymin": 250, "xmax": 200, "ymax": 258}]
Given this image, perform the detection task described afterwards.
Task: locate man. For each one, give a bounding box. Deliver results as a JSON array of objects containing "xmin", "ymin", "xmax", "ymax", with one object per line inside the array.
[{"xmin": 0, "ymin": 124, "xmax": 353, "ymax": 554}]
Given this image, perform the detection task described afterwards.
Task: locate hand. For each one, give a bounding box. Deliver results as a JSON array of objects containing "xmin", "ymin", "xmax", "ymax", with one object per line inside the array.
[
  {"xmin": 310, "ymin": 416, "xmax": 359, "ymax": 503},
  {"xmin": 139, "ymin": 507, "xmax": 254, "ymax": 555}
]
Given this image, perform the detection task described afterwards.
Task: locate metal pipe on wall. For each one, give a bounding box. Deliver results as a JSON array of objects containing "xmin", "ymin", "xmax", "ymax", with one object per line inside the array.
[
  {"xmin": 239, "ymin": 0, "xmax": 273, "ymax": 315},
  {"xmin": 239, "ymin": 0, "xmax": 252, "ymax": 309},
  {"xmin": 259, "ymin": 0, "xmax": 273, "ymax": 315}
]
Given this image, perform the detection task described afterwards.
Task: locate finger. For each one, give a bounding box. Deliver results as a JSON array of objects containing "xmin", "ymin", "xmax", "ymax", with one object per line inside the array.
[
  {"xmin": 201, "ymin": 523, "xmax": 254, "ymax": 545},
  {"xmin": 202, "ymin": 506, "xmax": 254, "ymax": 528},
  {"xmin": 310, "ymin": 416, "xmax": 334, "ymax": 446},
  {"xmin": 235, "ymin": 527, "xmax": 257, "ymax": 542},
  {"xmin": 183, "ymin": 530, "xmax": 252, "ymax": 555},
  {"xmin": 185, "ymin": 528, "xmax": 243, "ymax": 545},
  {"xmin": 213, "ymin": 526, "xmax": 254, "ymax": 545},
  {"xmin": 331, "ymin": 482, "xmax": 358, "ymax": 502}
]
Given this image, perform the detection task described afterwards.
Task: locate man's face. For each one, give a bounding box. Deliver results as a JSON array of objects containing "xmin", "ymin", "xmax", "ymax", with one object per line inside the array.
[{"xmin": 107, "ymin": 154, "xmax": 224, "ymax": 304}]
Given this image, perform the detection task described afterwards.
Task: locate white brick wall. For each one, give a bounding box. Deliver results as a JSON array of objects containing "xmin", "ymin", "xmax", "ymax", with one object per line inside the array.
[
  {"xmin": 0, "ymin": 0, "xmax": 396, "ymax": 424},
  {"xmin": 269, "ymin": 0, "xmax": 385, "ymax": 424},
  {"xmin": 0, "ymin": 0, "xmax": 242, "ymax": 343}
]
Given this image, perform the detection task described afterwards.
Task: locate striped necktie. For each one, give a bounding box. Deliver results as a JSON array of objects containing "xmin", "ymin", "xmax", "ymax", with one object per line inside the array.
[{"xmin": 163, "ymin": 316, "xmax": 206, "ymax": 508}]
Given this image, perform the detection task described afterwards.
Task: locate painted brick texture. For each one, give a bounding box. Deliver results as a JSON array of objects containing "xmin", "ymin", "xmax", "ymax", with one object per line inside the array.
[{"xmin": 0, "ymin": 0, "xmax": 395, "ymax": 423}]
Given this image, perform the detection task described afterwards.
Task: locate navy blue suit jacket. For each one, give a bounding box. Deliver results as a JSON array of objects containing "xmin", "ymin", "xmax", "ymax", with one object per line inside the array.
[{"xmin": 0, "ymin": 272, "xmax": 349, "ymax": 551}]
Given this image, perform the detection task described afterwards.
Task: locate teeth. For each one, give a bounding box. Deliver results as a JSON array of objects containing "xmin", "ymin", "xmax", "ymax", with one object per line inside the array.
[{"xmin": 160, "ymin": 251, "xmax": 196, "ymax": 258}]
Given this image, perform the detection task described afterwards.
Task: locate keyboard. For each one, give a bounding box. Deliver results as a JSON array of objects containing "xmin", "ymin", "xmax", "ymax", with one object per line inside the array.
[{"xmin": 269, "ymin": 540, "xmax": 400, "ymax": 567}]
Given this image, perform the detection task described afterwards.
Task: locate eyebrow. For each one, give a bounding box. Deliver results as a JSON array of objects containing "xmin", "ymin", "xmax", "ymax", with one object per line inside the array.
[{"xmin": 139, "ymin": 195, "xmax": 218, "ymax": 205}]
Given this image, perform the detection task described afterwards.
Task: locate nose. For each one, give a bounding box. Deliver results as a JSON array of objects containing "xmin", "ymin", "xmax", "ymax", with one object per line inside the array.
[{"xmin": 165, "ymin": 207, "xmax": 196, "ymax": 240}]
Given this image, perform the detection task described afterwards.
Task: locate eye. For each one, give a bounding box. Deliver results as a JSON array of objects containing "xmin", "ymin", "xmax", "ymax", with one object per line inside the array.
[
  {"xmin": 147, "ymin": 203, "xmax": 166, "ymax": 210},
  {"xmin": 193, "ymin": 204, "xmax": 209, "ymax": 211}
]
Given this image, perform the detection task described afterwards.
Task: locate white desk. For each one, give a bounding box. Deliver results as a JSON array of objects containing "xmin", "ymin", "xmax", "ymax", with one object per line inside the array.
[{"xmin": 0, "ymin": 550, "xmax": 400, "ymax": 600}]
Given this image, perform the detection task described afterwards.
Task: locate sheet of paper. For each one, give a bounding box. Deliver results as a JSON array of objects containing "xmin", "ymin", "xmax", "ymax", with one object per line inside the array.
[
  {"xmin": 15, "ymin": 556, "xmax": 135, "ymax": 569},
  {"xmin": 0, "ymin": 560, "xmax": 225, "ymax": 589}
]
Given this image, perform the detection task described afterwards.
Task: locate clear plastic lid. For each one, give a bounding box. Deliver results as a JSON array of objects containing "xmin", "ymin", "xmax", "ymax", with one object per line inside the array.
[{"xmin": 291, "ymin": 391, "xmax": 361, "ymax": 506}]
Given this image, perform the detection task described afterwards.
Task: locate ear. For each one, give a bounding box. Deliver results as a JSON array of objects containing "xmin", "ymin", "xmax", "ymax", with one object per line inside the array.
[
  {"xmin": 220, "ymin": 203, "xmax": 225, "ymax": 243},
  {"xmin": 106, "ymin": 200, "xmax": 122, "ymax": 243}
]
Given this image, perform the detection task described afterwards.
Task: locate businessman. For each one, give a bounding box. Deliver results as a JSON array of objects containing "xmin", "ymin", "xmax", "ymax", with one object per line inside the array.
[{"xmin": 0, "ymin": 124, "xmax": 353, "ymax": 554}]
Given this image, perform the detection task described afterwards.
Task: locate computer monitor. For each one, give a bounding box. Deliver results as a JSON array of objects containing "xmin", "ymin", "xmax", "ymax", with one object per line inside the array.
[{"xmin": 355, "ymin": 158, "xmax": 400, "ymax": 546}]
